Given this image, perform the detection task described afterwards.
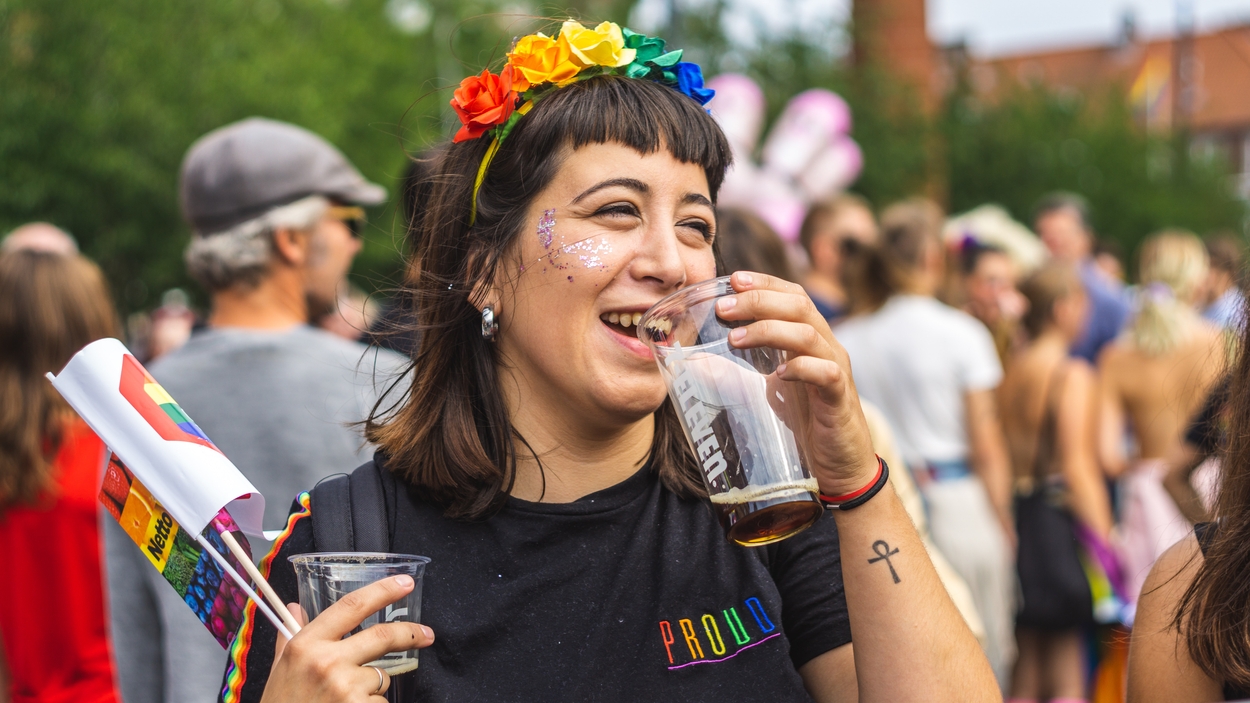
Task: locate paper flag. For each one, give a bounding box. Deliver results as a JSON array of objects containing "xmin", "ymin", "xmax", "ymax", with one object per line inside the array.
[
  {"xmin": 101, "ymin": 453, "xmax": 253, "ymax": 647},
  {"xmin": 47, "ymin": 338, "xmax": 264, "ymax": 537}
]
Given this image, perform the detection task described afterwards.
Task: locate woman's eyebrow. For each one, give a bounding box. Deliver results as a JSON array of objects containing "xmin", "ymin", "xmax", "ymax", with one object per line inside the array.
[
  {"xmin": 682, "ymin": 193, "xmax": 712, "ymax": 207},
  {"xmin": 571, "ymin": 178, "xmax": 649, "ymax": 204}
]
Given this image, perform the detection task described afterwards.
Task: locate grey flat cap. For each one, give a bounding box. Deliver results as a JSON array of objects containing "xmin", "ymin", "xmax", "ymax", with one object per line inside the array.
[{"xmin": 180, "ymin": 117, "xmax": 387, "ymax": 235}]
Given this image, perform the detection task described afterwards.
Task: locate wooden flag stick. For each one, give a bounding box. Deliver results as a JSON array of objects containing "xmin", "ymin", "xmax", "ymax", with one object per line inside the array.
[
  {"xmin": 194, "ymin": 534, "xmax": 293, "ymax": 640},
  {"xmin": 219, "ymin": 529, "xmax": 303, "ymax": 636}
]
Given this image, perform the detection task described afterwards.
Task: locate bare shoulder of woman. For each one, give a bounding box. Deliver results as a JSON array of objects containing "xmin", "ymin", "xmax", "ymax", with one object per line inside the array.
[
  {"xmin": 1127, "ymin": 534, "xmax": 1223, "ymax": 703},
  {"xmin": 1095, "ymin": 339, "xmax": 1128, "ymax": 372},
  {"xmin": 1055, "ymin": 358, "xmax": 1097, "ymax": 415},
  {"xmin": 1199, "ymin": 324, "xmax": 1230, "ymax": 362}
]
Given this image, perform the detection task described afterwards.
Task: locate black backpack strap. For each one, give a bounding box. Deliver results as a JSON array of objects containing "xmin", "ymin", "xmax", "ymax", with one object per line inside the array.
[
  {"xmin": 311, "ymin": 474, "xmax": 353, "ymax": 552},
  {"xmin": 349, "ymin": 460, "xmax": 390, "ymax": 553},
  {"xmin": 309, "ymin": 460, "xmax": 391, "ymax": 553}
]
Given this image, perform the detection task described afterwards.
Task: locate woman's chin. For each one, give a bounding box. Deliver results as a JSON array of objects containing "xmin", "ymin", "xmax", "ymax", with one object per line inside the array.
[{"xmin": 594, "ymin": 378, "xmax": 669, "ymax": 424}]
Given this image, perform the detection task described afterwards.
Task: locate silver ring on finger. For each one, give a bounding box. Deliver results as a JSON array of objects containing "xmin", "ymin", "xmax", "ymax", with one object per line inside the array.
[{"xmin": 370, "ymin": 665, "xmax": 385, "ymax": 695}]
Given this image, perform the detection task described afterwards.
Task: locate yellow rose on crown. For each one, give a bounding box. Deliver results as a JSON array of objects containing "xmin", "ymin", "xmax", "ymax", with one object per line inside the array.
[
  {"xmin": 507, "ymin": 32, "xmax": 583, "ymax": 92},
  {"xmin": 560, "ymin": 20, "xmax": 636, "ymax": 68}
]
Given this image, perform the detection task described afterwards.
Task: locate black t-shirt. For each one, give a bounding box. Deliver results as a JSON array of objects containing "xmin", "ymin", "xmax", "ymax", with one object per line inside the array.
[
  {"xmin": 1185, "ymin": 377, "xmax": 1232, "ymax": 456},
  {"xmin": 220, "ymin": 461, "xmax": 851, "ymax": 702}
]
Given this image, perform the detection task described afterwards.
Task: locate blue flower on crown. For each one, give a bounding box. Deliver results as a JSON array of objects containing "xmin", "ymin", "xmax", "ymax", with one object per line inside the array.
[{"xmin": 674, "ymin": 62, "xmax": 715, "ymax": 106}]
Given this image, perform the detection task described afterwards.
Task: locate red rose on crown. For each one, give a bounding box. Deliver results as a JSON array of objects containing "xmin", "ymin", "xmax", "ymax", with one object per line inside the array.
[{"xmin": 450, "ymin": 65, "xmax": 518, "ymax": 143}]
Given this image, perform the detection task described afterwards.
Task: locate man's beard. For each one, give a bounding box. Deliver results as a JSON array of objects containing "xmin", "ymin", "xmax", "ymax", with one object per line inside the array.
[
  {"xmin": 303, "ymin": 230, "xmax": 340, "ymax": 323},
  {"xmin": 307, "ymin": 290, "xmax": 338, "ymax": 324}
]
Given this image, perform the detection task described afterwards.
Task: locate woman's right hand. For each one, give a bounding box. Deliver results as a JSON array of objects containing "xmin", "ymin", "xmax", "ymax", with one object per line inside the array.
[{"xmin": 260, "ymin": 575, "xmax": 435, "ymax": 703}]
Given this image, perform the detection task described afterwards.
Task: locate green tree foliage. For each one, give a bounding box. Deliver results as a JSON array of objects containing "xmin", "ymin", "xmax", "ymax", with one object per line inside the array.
[
  {"xmin": 701, "ymin": 17, "xmax": 1243, "ymax": 258},
  {"xmin": 0, "ymin": 0, "xmax": 524, "ymax": 312},
  {"xmin": 3, "ymin": 0, "xmax": 1242, "ymax": 318},
  {"xmin": 730, "ymin": 41, "xmax": 934, "ymax": 209},
  {"xmin": 941, "ymin": 82, "xmax": 1245, "ymax": 255}
]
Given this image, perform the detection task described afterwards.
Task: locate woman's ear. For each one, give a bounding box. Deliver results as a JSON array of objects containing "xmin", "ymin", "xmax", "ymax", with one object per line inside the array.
[
  {"xmin": 464, "ymin": 243, "xmax": 501, "ymax": 316},
  {"xmin": 472, "ymin": 285, "xmax": 499, "ymax": 315}
]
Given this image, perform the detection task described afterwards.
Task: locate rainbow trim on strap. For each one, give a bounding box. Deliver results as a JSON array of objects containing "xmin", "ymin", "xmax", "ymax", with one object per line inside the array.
[
  {"xmin": 221, "ymin": 492, "xmax": 312, "ymax": 703},
  {"xmin": 450, "ymin": 20, "xmax": 714, "ymax": 225}
]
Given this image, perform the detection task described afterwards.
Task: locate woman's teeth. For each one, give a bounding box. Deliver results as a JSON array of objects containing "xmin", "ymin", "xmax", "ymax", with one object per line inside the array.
[
  {"xmin": 602, "ymin": 312, "xmax": 644, "ymax": 328},
  {"xmin": 601, "ymin": 313, "xmax": 671, "ymax": 333}
]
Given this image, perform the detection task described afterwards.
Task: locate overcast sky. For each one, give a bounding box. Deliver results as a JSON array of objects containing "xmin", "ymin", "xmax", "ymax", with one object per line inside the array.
[{"xmin": 932, "ymin": 0, "xmax": 1250, "ymax": 55}]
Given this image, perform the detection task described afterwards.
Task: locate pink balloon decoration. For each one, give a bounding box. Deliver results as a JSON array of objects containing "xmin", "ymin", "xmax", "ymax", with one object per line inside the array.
[
  {"xmin": 798, "ymin": 137, "xmax": 864, "ymax": 201},
  {"xmin": 706, "ymin": 77, "xmax": 863, "ymax": 243},
  {"xmin": 706, "ymin": 74, "xmax": 765, "ymax": 159}
]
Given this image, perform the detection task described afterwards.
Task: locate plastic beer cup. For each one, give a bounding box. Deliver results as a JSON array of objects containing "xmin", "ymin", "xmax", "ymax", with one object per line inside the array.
[
  {"xmin": 637, "ymin": 276, "xmax": 822, "ymax": 546},
  {"xmin": 289, "ymin": 553, "xmax": 431, "ymax": 674}
]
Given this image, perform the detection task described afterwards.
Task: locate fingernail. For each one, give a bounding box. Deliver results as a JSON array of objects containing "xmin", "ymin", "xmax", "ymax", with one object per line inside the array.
[
  {"xmin": 717, "ymin": 297, "xmax": 737, "ymax": 312},
  {"xmin": 394, "ymin": 575, "xmax": 413, "ymax": 588},
  {"xmin": 777, "ymin": 362, "xmax": 787, "ymax": 376},
  {"xmin": 730, "ymin": 328, "xmax": 746, "ymax": 343},
  {"xmin": 737, "ymin": 272, "xmax": 753, "ymax": 286},
  {"xmin": 421, "ymin": 625, "xmax": 434, "ymax": 639}
]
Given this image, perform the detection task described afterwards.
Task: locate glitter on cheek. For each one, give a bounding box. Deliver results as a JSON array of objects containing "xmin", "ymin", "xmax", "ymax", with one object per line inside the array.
[
  {"xmin": 561, "ymin": 236, "xmax": 614, "ymax": 271},
  {"xmin": 537, "ymin": 209, "xmax": 556, "ymax": 250},
  {"xmin": 567, "ymin": 276, "xmax": 574, "ymax": 283}
]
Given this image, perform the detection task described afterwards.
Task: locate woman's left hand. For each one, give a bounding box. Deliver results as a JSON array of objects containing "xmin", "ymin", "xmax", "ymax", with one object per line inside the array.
[{"xmin": 715, "ymin": 271, "xmax": 879, "ymax": 497}]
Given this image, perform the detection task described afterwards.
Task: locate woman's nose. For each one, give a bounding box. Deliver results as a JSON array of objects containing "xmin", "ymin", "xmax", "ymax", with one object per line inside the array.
[{"xmin": 629, "ymin": 221, "xmax": 688, "ymax": 290}]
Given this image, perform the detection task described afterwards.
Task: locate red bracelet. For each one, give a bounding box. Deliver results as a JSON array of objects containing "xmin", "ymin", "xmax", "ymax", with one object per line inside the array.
[{"xmin": 819, "ymin": 456, "xmax": 886, "ymax": 507}]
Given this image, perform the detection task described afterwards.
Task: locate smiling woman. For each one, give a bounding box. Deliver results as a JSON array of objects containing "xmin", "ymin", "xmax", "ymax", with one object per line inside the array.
[
  {"xmin": 371, "ymin": 76, "xmax": 731, "ymax": 516},
  {"xmin": 220, "ymin": 20, "xmax": 999, "ymax": 703}
]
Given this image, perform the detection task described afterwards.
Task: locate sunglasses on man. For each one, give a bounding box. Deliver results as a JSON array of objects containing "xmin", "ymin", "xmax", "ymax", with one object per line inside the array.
[{"xmin": 327, "ymin": 205, "xmax": 367, "ymax": 238}]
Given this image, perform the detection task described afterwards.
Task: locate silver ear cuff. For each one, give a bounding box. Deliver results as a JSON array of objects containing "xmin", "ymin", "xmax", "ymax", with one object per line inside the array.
[{"xmin": 481, "ymin": 305, "xmax": 499, "ymax": 341}]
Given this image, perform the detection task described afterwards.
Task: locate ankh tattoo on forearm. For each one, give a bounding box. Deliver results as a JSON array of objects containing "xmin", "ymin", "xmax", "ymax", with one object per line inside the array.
[{"xmin": 867, "ymin": 540, "xmax": 901, "ymax": 584}]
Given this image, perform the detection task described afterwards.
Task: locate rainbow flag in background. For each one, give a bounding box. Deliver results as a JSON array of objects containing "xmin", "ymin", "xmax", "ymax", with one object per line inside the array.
[{"xmin": 1129, "ymin": 54, "xmax": 1170, "ymax": 126}]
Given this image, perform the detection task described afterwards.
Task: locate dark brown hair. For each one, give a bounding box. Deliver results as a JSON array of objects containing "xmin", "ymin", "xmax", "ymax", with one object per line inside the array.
[
  {"xmin": 1175, "ymin": 284, "xmax": 1250, "ymax": 687},
  {"xmin": 1205, "ymin": 232, "xmax": 1245, "ymax": 278},
  {"xmin": 1034, "ymin": 191, "xmax": 1093, "ymax": 233},
  {"xmin": 841, "ymin": 197, "xmax": 944, "ymax": 314},
  {"xmin": 798, "ymin": 193, "xmax": 873, "ymax": 258},
  {"xmin": 715, "ymin": 207, "xmax": 796, "ymax": 282},
  {"xmin": 365, "ymin": 75, "xmax": 732, "ymax": 519},
  {"xmin": 0, "ymin": 251, "xmax": 119, "ymax": 511},
  {"xmin": 1017, "ymin": 262, "xmax": 1081, "ymax": 339}
]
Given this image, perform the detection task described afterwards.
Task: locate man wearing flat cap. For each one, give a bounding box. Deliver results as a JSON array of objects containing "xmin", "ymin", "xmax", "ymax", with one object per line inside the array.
[{"xmin": 105, "ymin": 118, "xmax": 407, "ymax": 703}]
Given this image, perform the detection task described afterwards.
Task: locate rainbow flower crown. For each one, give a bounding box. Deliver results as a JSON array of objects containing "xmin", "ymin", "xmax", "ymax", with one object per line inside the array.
[
  {"xmin": 450, "ymin": 20, "xmax": 714, "ymax": 145},
  {"xmin": 451, "ymin": 21, "xmax": 714, "ymax": 223}
]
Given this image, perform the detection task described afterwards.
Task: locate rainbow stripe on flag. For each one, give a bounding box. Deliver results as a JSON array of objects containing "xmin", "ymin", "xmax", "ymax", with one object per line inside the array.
[
  {"xmin": 119, "ymin": 354, "xmax": 219, "ymax": 453},
  {"xmin": 142, "ymin": 377, "xmax": 214, "ymax": 445}
]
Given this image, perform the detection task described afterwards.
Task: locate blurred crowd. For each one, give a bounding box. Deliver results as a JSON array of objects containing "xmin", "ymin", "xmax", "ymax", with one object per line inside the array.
[
  {"xmin": 719, "ymin": 190, "xmax": 1241, "ymax": 702},
  {"xmin": 0, "ymin": 114, "xmax": 1245, "ymax": 703}
]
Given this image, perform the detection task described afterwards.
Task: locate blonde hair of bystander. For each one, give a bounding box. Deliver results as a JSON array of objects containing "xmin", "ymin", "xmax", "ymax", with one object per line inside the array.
[{"xmin": 1131, "ymin": 230, "xmax": 1209, "ymax": 357}]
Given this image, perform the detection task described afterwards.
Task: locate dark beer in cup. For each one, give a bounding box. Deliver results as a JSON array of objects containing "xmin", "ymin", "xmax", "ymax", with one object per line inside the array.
[{"xmin": 639, "ymin": 277, "xmax": 822, "ymax": 546}]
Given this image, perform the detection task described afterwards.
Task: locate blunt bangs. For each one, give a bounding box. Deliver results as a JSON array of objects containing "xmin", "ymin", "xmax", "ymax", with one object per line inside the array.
[{"xmin": 498, "ymin": 75, "xmax": 732, "ymax": 200}]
